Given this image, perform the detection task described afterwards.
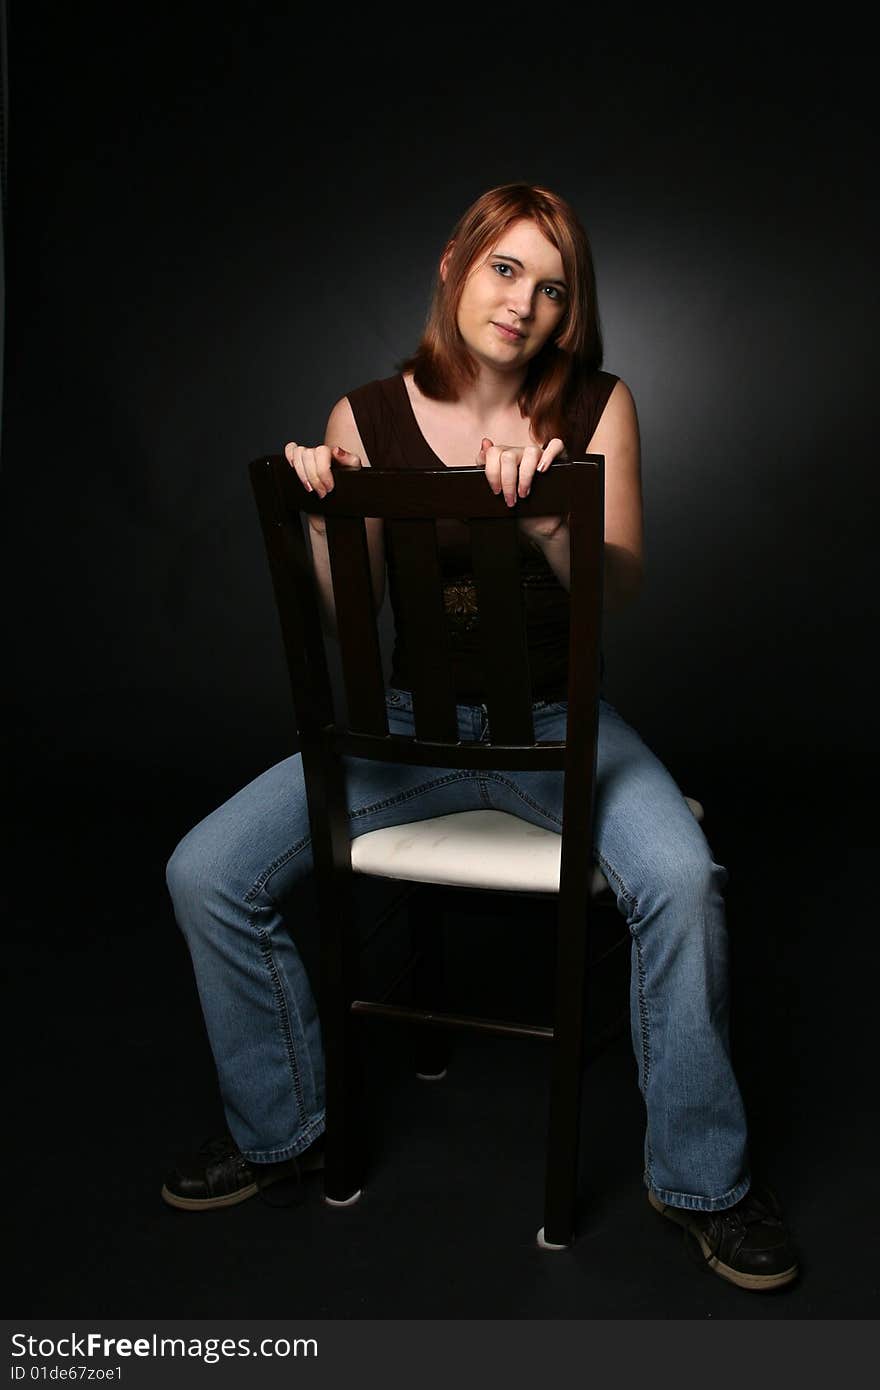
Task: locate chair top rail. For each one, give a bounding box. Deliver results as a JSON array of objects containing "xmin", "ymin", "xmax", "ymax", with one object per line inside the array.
[{"xmin": 252, "ymin": 456, "xmax": 603, "ymax": 523}]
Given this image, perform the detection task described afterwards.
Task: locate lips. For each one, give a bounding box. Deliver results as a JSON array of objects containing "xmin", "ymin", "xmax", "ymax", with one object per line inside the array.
[{"xmin": 492, "ymin": 322, "xmax": 525, "ymax": 341}]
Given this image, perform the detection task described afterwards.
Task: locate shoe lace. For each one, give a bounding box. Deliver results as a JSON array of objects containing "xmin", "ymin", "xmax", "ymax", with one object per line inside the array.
[
  {"xmin": 197, "ymin": 1135, "xmax": 240, "ymax": 1163},
  {"xmin": 683, "ymin": 1188, "xmax": 783, "ymax": 1271},
  {"xmin": 720, "ymin": 1188, "xmax": 783, "ymax": 1231},
  {"xmin": 195, "ymin": 1134, "xmax": 309, "ymax": 1208}
]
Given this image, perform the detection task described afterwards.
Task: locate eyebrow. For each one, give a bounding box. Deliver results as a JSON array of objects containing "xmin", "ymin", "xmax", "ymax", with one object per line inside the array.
[{"xmin": 490, "ymin": 253, "xmax": 568, "ymax": 290}]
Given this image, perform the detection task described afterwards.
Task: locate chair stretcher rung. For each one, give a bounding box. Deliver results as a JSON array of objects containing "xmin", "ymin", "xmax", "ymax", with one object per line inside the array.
[{"xmin": 350, "ymin": 998, "xmax": 553, "ymax": 1040}]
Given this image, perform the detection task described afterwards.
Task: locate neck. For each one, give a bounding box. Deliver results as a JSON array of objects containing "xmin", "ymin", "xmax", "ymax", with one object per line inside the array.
[{"xmin": 457, "ymin": 363, "xmax": 527, "ymax": 419}]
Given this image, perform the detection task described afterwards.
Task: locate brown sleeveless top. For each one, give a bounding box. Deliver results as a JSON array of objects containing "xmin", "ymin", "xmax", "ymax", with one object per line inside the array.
[{"xmin": 347, "ymin": 371, "xmax": 618, "ymax": 702}]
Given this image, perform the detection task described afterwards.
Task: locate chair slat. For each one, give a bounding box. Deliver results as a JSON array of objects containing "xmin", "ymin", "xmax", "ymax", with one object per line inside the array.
[
  {"xmin": 325, "ymin": 516, "xmax": 387, "ymax": 736},
  {"xmin": 386, "ymin": 518, "xmax": 458, "ymax": 741},
  {"xmin": 468, "ymin": 519, "xmax": 534, "ymax": 744}
]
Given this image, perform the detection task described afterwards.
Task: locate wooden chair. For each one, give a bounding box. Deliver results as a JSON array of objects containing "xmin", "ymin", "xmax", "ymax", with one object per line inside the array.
[{"xmin": 249, "ymin": 453, "xmax": 630, "ymax": 1247}]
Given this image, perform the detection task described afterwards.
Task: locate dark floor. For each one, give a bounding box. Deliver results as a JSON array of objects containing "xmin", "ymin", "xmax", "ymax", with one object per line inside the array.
[{"xmin": 7, "ymin": 759, "xmax": 879, "ymax": 1320}]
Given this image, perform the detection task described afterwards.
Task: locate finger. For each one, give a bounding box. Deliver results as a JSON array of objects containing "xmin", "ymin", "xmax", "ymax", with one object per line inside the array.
[
  {"xmin": 476, "ymin": 435, "xmax": 493, "ymax": 467},
  {"xmin": 315, "ymin": 444, "xmax": 337, "ymax": 494},
  {"xmin": 297, "ymin": 447, "xmax": 318, "ymax": 495},
  {"xmin": 331, "ymin": 445, "xmax": 362, "ymax": 469},
  {"xmin": 499, "ymin": 447, "xmax": 520, "ymax": 507},
  {"xmin": 483, "ymin": 444, "xmax": 502, "ymax": 495},
  {"xmin": 302, "ymin": 445, "xmax": 334, "ymax": 497},
  {"xmin": 286, "ymin": 443, "xmax": 314, "ymax": 493},
  {"xmin": 537, "ymin": 437, "xmax": 566, "ymax": 473},
  {"xmin": 517, "ymin": 445, "xmax": 543, "ymax": 498}
]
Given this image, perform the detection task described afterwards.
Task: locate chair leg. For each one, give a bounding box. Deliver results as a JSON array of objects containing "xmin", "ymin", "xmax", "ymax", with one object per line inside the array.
[
  {"xmin": 319, "ymin": 874, "xmax": 365, "ymax": 1206},
  {"xmin": 410, "ymin": 889, "xmax": 449, "ymax": 1080},
  {"xmin": 540, "ymin": 896, "xmax": 590, "ymax": 1248}
]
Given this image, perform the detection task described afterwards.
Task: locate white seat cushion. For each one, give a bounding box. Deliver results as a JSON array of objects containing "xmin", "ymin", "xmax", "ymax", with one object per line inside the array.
[{"xmin": 350, "ymin": 800, "xmax": 703, "ymax": 896}]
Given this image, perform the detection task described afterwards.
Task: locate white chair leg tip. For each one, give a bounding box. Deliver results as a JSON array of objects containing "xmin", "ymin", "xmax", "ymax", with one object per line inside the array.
[
  {"xmin": 415, "ymin": 1068, "xmax": 448, "ymax": 1081},
  {"xmin": 536, "ymin": 1226, "xmax": 569, "ymax": 1250},
  {"xmin": 323, "ymin": 1188, "xmax": 363, "ymax": 1207}
]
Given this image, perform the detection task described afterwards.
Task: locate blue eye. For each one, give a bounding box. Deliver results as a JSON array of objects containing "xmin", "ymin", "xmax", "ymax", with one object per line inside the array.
[
  {"xmin": 543, "ymin": 286, "xmax": 561, "ymax": 300},
  {"xmin": 492, "ymin": 262, "xmax": 513, "ymax": 277}
]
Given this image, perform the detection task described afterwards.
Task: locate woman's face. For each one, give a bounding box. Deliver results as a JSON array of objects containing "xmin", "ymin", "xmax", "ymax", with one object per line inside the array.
[{"xmin": 451, "ymin": 218, "xmax": 568, "ymax": 374}]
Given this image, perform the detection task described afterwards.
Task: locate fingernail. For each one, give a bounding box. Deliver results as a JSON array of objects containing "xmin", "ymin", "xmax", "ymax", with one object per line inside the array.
[{"xmin": 304, "ymin": 481, "xmax": 313, "ymax": 492}]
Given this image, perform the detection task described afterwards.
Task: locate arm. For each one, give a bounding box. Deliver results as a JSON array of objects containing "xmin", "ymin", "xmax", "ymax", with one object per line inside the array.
[
  {"xmin": 285, "ymin": 396, "xmax": 387, "ymax": 634},
  {"xmin": 529, "ymin": 380, "xmax": 644, "ymax": 612}
]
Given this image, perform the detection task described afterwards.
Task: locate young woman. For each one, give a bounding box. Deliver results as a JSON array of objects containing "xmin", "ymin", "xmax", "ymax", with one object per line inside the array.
[{"xmin": 162, "ymin": 183, "xmax": 798, "ymax": 1292}]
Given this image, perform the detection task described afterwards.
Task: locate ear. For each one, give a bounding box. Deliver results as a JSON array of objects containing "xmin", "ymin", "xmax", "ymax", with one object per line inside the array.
[{"xmin": 439, "ymin": 240, "xmax": 454, "ymax": 283}]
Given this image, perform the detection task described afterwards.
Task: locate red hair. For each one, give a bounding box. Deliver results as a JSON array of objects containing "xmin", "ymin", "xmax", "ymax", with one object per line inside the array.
[{"xmin": 398, "ymin": 183, "xmax": 603, "ymax": 446}]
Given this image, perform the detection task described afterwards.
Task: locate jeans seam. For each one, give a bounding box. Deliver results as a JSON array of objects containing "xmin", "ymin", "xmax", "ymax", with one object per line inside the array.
[
  {"xmin": 253, "ymin": 915, "xmax": 307, "ymax": 1125},
  {"xmin": 243, "ymin": 835, "xmax": 311, "ymax": 903},
  {"xmin": 595, "ymin": 854, "xmax": 636, "ymax": 908},
  {"xmin": 647, "ymin": 1175, "xmax": 752, "ymax": 1212},
  {"xmin": 242, "ymin": 839, "xmax": 314, "ymax": 1129},
  {"xmin": 482, "ymin": 774, "xmax": 563, "ymax": 827},
  {"xmin": 632, "ymin": 925, "xmax": 651, "ymax": 1094},
  {"xmin": 241, "ymin": 1116, "xmax": 326, "ymax": 1165},
  {"xmin": 350, "ymin": 771, "xmax": 470, "ymax": 819}
]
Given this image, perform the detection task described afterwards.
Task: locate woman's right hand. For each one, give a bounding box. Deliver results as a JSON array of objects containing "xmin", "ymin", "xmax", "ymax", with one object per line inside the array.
[{"xmin": 284, "ymin": 442, "xmax": 362, "ymax": 499}]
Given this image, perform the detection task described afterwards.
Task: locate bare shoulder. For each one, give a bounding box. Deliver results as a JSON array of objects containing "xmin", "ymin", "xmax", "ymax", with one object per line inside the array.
[
  {"xmin": 590, "ymin": 379, "xmax": 639, "ymax": 443},
  {"xmin": 583, "ymin": 379, "xmax": 641, "ymax": 481},
  {"xmin": 609, "ymin": 377, "xmax": 637, "ymax": 412},
  {"xmin": 324, "ymin": 395, "xmax": 372, "ymax": 468}
]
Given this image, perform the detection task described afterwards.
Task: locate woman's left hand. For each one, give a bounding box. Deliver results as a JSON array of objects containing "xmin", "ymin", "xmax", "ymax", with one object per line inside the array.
[{"xmin": 478, "ymin": 437, "xmax": 567, "ymax": 540}]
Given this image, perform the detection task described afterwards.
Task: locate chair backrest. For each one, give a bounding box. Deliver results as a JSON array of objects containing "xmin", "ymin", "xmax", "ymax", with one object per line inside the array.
[{"xmin": 249, "ymin": 458, "xmax": 604, "ymax": 903}]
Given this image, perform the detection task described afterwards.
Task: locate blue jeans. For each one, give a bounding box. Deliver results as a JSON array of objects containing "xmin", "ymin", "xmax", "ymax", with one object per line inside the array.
[{"xmin": 166, "ymin": 691, "xmax": 750, "ymax": 1212}]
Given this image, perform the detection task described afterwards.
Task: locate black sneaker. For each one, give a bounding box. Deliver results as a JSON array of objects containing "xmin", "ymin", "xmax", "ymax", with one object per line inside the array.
[
  {"xmin": 161, "ymin": 1134, "xmax": 325, "ymax": 1211},
  {"xmin": 648, "ymin": 1185, "xmax": 799, "ymax": 1290}
]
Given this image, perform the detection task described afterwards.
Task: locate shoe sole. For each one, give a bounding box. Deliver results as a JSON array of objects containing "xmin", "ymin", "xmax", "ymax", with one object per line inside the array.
[
  {"xmin": 161, "ymin": 1148, "xmax": 325, "ymax": 1212},
  {"xmin": 161, "ymin": 1180, "xmax": 260, "ymax": 1211},
  {"xmin": 648, "ymin": 1191, "xmax": 799, "ymax": 1291}
]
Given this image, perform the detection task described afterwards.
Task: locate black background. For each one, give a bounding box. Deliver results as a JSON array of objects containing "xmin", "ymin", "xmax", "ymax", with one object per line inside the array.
[{"xmin": 4, "ymin": 4, "xmax": 878, "ymax": 1320}]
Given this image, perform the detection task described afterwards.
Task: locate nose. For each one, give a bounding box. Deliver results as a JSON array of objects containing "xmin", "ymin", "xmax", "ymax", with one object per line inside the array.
[{"xmin": 507, "ymin": 283, "xmax": 535, "ymax": 320}]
